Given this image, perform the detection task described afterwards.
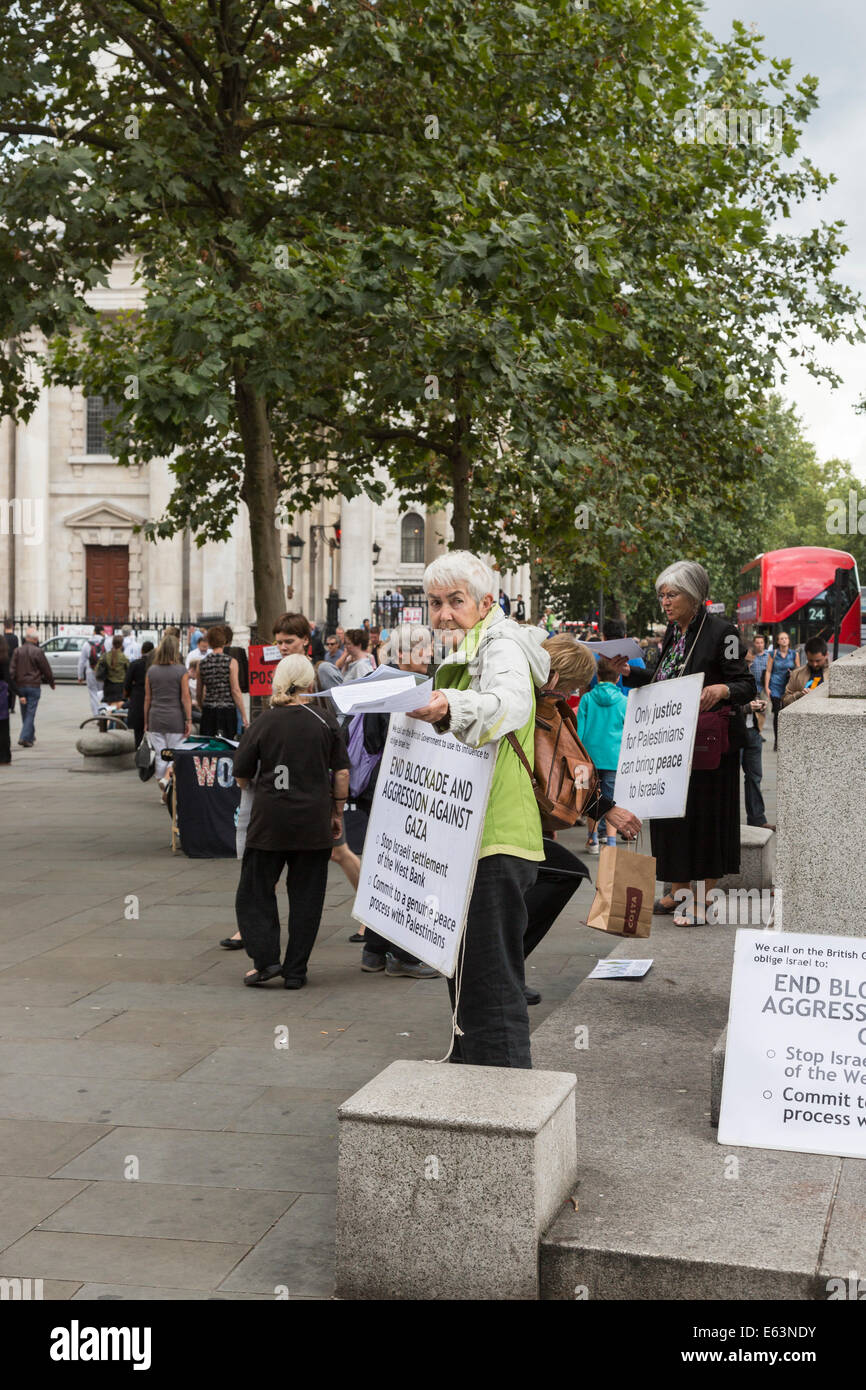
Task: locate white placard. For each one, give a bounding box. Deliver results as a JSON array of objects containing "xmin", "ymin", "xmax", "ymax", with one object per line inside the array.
[
  {"xmin": 581, "ymin": 637, "xmax": 645, "ymax": 661},
  {"xmin": 261, "ymin": 644, "xmax": 281, "ymax": 663},
  {"xmin": 613, "ymin": 672, "xmax": 703, "ymax": 818},
  {"xmin": 352, "ymin": 715, "xmax": 496, "ymax": 976},
  {"xmin": 402, "ymin": 606, "xmax": 423, "ymax": 623},
  {"xmin": 718, "ymin": 929, "xmax": 866, "ymax": 1160},
  {"xmin": 59, "ymin": 624, "xmax": 96, "ymax": 637}
]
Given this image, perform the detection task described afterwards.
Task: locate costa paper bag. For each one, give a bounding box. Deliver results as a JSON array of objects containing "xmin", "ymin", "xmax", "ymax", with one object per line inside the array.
[{"xmin": 586, "ymin": 844, "xmax": 655, "ymax": 937}]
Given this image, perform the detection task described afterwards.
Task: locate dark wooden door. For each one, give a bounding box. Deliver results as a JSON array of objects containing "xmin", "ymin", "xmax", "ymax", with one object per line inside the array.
[{"xmin": 86, "ymin": 545, "xmax": 129, "ymax": 620}]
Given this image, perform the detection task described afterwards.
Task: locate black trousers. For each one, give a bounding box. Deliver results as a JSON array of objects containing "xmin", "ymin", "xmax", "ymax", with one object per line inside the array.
[
  {"xmin": 770, "ymin": 694, "xmax": 783, "ymax": 746},
  {"xmin": 447, "ymin": 853, "xmax": 538, "ymax": 1069},
  {"xmin": 0, "ymin": 717, "xmax": 10, "ymax": 764},
  {"xmin": 235, "ymin": 846, "xmax": 331, "ymax": 981},
  {"xmin": 523, "ymin": 837, "xmax": 589, "ymax": 958},
  {"xmin": 740, "ymin": 726, "xmax": 767, "ymax": 825}
]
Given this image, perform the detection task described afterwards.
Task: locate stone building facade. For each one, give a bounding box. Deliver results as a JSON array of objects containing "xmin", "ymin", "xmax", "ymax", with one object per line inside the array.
[{"xmin": 0, "ymin": 260, "xmax": 529, "ymax": 637}]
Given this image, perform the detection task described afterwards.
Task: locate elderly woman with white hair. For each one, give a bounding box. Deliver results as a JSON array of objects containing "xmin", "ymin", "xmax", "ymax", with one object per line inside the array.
[
  {"xmin": 232, "ymin": 653, "xmax": 350, "ymax": 988},
  {"xmin": 618, "ymin": 560, "xmax": 754, "ymax": 925}
]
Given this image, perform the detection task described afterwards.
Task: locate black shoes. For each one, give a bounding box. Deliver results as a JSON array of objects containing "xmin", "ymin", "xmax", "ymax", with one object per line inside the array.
[
  {"xmin": 284, "ymin": 976, "xmax": 306, "ymax": 990},
  {"xmin": 220, "ymin": 936, "xmax": 245, "ymax": 950},
  {"xmin": 523, "ymin": 984, "xmax": 542, "ymax": 1005}
]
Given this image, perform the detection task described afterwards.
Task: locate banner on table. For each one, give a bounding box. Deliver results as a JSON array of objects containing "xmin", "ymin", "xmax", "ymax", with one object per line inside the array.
[
  {"xmin": 173, "ymin": 745, "xmax": 240, "ymax": 858},
  {"xmin": 613, "ymin": 672, "xmax": 703, "ymax": 819},
  {"xmin": 351, "ymin": 714, "xmax": 496, "ymax": 976}
]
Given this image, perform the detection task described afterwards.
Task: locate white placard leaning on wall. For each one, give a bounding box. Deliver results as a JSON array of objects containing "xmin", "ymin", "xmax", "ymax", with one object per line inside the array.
[
  {"xmin": 719, "ymin": 929, "xmax": 866, "ymax": 1160},
  {"xmin": 352, "ymin": 714, "xmax": 496, "ymax": 977},
  {"xmin": 612, "ymin": 672, "xmax": 703, "ymax": 819}
]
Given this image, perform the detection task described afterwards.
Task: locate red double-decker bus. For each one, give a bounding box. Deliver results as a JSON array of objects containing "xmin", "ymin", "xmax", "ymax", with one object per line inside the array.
[{"xmin": 737, "ymin": 546, "xmax": 861, "ymax": 652}]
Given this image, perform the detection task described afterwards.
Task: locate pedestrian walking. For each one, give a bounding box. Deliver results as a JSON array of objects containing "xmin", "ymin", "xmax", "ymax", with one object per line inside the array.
[
  {"xmin": 764, "ymin": 631, "xmax": 799, "ymax": 750},
  {"xmin": 221, "ymin": 624, "xmax": 249, "ymax": 737},
  {"xmin": 2, "ymin": 619, "xmax": 18, "ymax": 717},
  {"xmin": 0, "ymin": 636, "xmax": 16, "ymax": 765},
  {"xmin": 196, "ymin": 627, "xmax": 248, "ymax": 739},
  {"xmin": 514, "ymin": 594, "xmax": 526, "ymax": 622},
  {"xmin": 77, "ymin": 625, "xmax": 108, "ymax": 716},
  {"xmin": 10, "ymin": 627, "xmax": 55, "ymax": 747},
  {"xmin": 498, "ymin": 589, "xmax": 511, "ymax": 616},
  {"xmin": 622, "ymin": 561, "xmax": 754, "ymax": 926},
  {"xmin": 123, "ymin": 641, "xmax": 154, "ymax": 748},
  {"xmin": 144, "ymin": 633, "xmax": 192, "ymax": 784},
  {"xmin": 232, "ymin": 654, "xmax": 350, "ymax": 989},
  {"xmin": 121, "ymin": 624, "xmax": 142, "ymax": 661},
  {"xmin": 96, "ymin": 634, "xmax": 129, "ymax": 703}
]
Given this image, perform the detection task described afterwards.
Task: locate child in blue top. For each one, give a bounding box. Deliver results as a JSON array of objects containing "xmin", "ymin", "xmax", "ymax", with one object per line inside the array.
[{"xmin": 576, "ymin": 663, "xmax": 628, "ymax": 852}]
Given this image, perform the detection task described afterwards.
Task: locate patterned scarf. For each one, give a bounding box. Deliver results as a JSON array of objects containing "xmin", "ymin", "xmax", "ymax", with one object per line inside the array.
[{"xmin": 654, "ymin": 612, "xmax": 701, "ymax": 682}]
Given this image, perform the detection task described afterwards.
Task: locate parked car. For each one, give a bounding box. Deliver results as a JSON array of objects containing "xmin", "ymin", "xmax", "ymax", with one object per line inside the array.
[{"xmin": 41, "ymin": 634, "xmax": 88, "ymax": 681}]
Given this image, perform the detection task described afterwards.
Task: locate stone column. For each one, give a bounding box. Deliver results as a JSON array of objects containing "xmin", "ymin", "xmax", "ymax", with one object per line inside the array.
[
  {"xmin": 776, "ymin": 648, "xmax": 866, "ymax": 936},
  {"xmin": 13, "ymin": 373, "xmax": 51, "ymax": 613},
  {"xmin": 339, "ymin": 492, "xmax": 374, "ymax": 627},
  {"xmin": 146, "ymin": 457, "xmax": 184, "ymax": 618}
]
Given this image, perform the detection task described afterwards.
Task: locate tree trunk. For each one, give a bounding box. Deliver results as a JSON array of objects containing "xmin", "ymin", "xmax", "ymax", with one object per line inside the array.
[
  {"xmin": 529, "ymin": 558, "xmax": 542, "ymax": 625},
  {"xmin": 235, "ymin": 372, "xmax": 285, "ymax": 638},
  {"xmin": 450, "ymin": 388, "xmax": 472, "ymax": 549}
]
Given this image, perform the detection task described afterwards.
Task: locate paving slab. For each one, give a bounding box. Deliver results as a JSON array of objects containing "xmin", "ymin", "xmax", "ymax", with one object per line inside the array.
[
  {"xmin": 175, "ymin": 1044, "xmax": 391, "ymax": 1091},
  {"xmin": 0, "ymin": 1120, "xmax": 113, "ymax": 1178},
  {"xmin": 226, "ymin": 1092, "xmax": 344, "ymax": 1137},
  {"xmin": 0, "ymin": 1040, "xmax": 215, "ymax": 1081},
  {"xmin": 55, "ymin": 1127, "xmax": 338, "ymax": 1193},
  {"xmin": 39, "ymin": 1181, "xmax": 297, "ymax": 1244},
  {"xmin": 72, "ymin": 1284, "xmax": 273, "ymax": 1300},
  {"xmin": 0, "ymin": 1006, "xmax": 123, "ymax": 1040},
  {"xmin": 218, "ymin": 1193, "xmax": 336, "ymax": 1298},
  {"xmin": 0, "ymin": 1231, "xmax": 250, "ymax": 1291},
  {"xmin": 0, "ymin": 1177, "xmax": 91, "ymax": 1253},
  {"xmin": 0, "ymin": 1074, "xmax": 263, "ymax": 1129}
]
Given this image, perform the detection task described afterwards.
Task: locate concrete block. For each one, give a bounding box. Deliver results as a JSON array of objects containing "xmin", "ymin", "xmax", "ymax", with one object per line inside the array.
[
  {"xmin": 335, "ymin": 1058, "xmax": 577, "ymax": 1300},
  {"xmin": 75, "ymin": 728, "xmax": 136, "ymax": 770},
  {"xmin": 710, "ymin": 1026, "xmax": 726, "ymax": 1127},
  {"xmin": 827, "ymin": 646, "xmax": 866, "ymax": 699},
  {"xmin": 777, "ymin": 686, "xmax": 866, "ymax": 935},
  {"xmin": 666, "ymin": 825, "xmax": 776, "ymax": 899},
  {"xmin": 716, "ymin": 825, "xmax": 776, "ymax": 893}
]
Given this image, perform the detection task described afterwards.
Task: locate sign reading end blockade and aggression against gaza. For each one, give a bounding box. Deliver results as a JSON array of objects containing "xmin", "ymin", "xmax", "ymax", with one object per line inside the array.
[
  {"xmin": 352, "ymin": 715, "xmax": 496, "ymax": 977},
  {"xmin": 613, "ymin": 672, "xmax": 703, "ymax": 819},
  {"xmin": 718, "ymin": 929, "xmax": 866, "ymax": 1160}
]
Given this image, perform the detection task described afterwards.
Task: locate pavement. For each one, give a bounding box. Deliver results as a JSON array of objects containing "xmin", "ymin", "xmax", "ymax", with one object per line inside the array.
[{"xmin": 0, "ymin": 681, "xmax": 680, "ymax": 1301}]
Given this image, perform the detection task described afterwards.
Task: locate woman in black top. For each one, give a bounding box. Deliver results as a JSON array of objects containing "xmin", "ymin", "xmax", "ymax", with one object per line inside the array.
[
  {"xmin": 0, "ymin": 636, "xmax": 16, "ymax": 765},
  {"xmin": 197, "ymin": 626, "xmax": 247, "ymax": 739},
  {"xmin": 233, "ymin": 653, "xmax": 350, "ymax": 988},
  {"xmin": 122, "ymin": 641, "xmax": 154, "ymax": 748},
  {"xmin": 620, "ymin": 560, "xmax": 754, "ymax": 926}
]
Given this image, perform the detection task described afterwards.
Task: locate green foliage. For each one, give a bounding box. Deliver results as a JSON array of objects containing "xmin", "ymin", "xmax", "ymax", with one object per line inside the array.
[{"xmin": 0, "ymin": 0, "xmax": 861, "ymax": 630}]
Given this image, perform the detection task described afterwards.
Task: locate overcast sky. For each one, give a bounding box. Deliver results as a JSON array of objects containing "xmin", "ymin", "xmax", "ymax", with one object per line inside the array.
[{"xmin": 699, "ymin": 0, "xmax": 866, "ymax": 478}]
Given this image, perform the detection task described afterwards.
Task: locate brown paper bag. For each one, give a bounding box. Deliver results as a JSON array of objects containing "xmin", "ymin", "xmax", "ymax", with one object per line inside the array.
[{"xmin": 586, "ymin": 844, "xmax": 656, "ymax": 937}]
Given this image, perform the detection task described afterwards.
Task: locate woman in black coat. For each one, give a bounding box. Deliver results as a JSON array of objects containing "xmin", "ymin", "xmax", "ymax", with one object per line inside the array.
[
  {"xmin": 0, "ymin": 636, "xmax": 16, "ymax": 765},
  {"xmin": 621, "ymin": 561, "xmax": 754, "ymax": 926},
  {"xmin": 123, "ymin": 641, "xmax": 154, "ymax": 748}
]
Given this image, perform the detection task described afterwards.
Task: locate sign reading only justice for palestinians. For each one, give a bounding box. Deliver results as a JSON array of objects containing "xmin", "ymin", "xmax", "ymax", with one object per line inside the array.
[
  {"xmin": 613, "ymin": 672, "xmax": 703, "ymax": 819},
  {"xmin": 352, "ymin": 715, "xmax": 496, "ymax": 977},
  {"xmin": 719, "ymin": 929, "xmax": 866, "ymax": 1160}
]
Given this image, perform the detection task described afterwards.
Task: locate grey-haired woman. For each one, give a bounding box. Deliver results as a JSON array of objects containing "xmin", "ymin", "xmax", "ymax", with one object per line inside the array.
[{"xmin": 617, "ymin": 561, "xmax": 754, "ymax": 926}]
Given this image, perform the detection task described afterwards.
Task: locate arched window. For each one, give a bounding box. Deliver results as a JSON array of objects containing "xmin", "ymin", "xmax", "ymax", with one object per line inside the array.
[{"xmin": 401, "ymin": 512, "xmax": 425, "ymax": 564}]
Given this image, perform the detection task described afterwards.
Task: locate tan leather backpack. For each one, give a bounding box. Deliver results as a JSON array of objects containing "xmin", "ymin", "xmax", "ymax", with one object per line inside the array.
[{"xmin": 506, "ymin": 689, "xmax": 599, "ymax": 831}]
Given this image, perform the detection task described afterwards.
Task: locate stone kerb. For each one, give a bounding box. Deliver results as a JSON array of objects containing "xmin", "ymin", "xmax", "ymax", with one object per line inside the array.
[
  {"xmin": 776, "ymin": 647, "xmax": 866, "ymax": 937},
  {"xmin": 335, "ymin": 1058, "xmax": 577, "ymax": 1301}
]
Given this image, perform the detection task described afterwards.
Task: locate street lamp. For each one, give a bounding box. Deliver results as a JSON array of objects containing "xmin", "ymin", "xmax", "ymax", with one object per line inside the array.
[
  {"xmin": 372, "ymin": 541, "xmax": 382, "ymax": 567},
  {"xmin": 284, "ymin": 533, "xmax": 305, "ymax": 585}
]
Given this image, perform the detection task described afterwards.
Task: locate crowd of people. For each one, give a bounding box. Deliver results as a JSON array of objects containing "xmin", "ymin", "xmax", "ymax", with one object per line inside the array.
[{"xmin": 0, "ymin": 567, "xmax": 838, "ymax": 1068}]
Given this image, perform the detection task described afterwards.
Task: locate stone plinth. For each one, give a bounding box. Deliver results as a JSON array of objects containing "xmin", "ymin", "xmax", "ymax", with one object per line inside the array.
[
  {"xmin": 75, "ymin": 728, "xmax": 136, "ymax": 772},
  {"xmin": 776, "ymin": 648, "xmax": 866, "ymax": 936},
  {"xmin": 715, "ymin": 825, "xmax": 776, "ymax": 893},
  {"xmin": 335, "ymin": 1058, "xmax": 577, "ymax": 1301}
]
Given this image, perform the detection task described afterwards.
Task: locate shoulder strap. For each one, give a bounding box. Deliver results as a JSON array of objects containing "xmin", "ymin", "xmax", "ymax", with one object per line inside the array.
[
  {"xmin": 678, "ymin": 611, "xmax": 709, "ymax": 678},
  {"xmin": 505, "ymin": 729, "xmax": 535, "ymax": 781}
]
